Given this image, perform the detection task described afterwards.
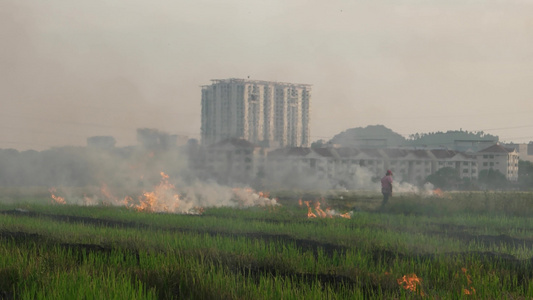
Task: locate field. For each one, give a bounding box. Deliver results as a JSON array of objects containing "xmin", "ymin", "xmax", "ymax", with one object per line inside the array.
[{"xmin": 1, "ymin": 189, "xmax": 533, "ymax": 299}]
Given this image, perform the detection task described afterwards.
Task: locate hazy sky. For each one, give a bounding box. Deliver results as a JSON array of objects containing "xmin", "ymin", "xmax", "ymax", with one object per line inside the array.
[{"xmin": 2, "ymin": 0, "xmax": 532, "ymax": 150}]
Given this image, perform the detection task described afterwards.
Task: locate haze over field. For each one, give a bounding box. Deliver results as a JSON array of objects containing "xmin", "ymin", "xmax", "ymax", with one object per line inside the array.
[{"xmin": 2, "ymin": 0, "xmax": 533, "ymax": 151}]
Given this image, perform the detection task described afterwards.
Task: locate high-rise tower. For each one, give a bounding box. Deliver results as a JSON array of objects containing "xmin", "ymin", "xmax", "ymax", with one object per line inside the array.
[{"xmin": 201, "ymin": 78, "xmax": 311, "ymax": 147}]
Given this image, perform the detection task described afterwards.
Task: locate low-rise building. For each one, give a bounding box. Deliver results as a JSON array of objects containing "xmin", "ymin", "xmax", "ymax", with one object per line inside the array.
[
  {"xmin": 267, "ymin": 147, "xmax": 337, "ymax": 179},
  {"xmin": 429, "ymin": 149, "xmax": 478, "ymax": 180},
  {"xmin": 266, "ymin": 147, "xmax": 479, "ymax": 185},
  {"xmin": 477, "ymin": 144, "xmax": 519, "ymax": 181},
  {"xmin": 192, "ymin": 140, "xmax": 518, "ymax": 187},
  {"xmin": 203, "ymin": 138, "xmax": 266, "ymax": 185}
]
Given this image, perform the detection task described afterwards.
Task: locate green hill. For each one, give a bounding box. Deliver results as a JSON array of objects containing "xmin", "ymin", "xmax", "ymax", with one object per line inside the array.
[{"xmin": 329, "ymin": 125, "xmax": 406, "ymax": 148}]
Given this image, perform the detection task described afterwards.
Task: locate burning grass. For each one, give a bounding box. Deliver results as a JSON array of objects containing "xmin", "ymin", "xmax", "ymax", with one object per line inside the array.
[
  {"xmin": 47, "ymin": 172, "xmax": 279, "ymax": 215},
  {"xmin": 397, "ymin": 273, "xmax": 424, "ymax": 296},
  {"xmin": 1, "ymin": 191, "xmax": 533, "ymax": 298}
]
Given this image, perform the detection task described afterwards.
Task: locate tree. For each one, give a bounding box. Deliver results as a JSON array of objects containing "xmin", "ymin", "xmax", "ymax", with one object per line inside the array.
[
  {"xmin": 407, "ymin": 130, "xmax": 498, "ymax": 149},
  {"xmin": 425, "ymin": 167, "xmax": 461, "ymax": 190},
  {"xmin": 478, "ymin": 169, "xmax": 509, "ymax": 190},
  {"xmin": 311, "ymin": 139, "xmax": 325, "ymax": 149},
  {"xmin": 518, "ymin": 160, "xmax": 533, "ymax": 191}
]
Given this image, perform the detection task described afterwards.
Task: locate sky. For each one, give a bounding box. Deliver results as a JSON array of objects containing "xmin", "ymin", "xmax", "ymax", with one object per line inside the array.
[{"xmin": 2, "ymin": 0, "xmax": 532, "ymax": 151}]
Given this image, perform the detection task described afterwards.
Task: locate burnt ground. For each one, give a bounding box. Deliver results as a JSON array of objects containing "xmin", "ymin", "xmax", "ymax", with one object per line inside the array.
[{"xmin": 2, "ymin": 209, "xmax": 533, "ymax": 297}]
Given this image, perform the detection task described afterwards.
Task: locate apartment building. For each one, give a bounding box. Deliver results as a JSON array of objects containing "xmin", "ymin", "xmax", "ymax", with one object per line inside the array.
[
  {"xmin": 201, "ymin": 78, "xmax": 311, "ymax": 147},
  {"xmin": 477, "ymin": 144, "xmax": 519, "ymax": 181},
  {"xmin": 267, "ymin": 147, "xmax": 479, "ymax": 185},
  {"xmin": 429, "ymin": 149, "xmax": 478, "ymax": 180}
]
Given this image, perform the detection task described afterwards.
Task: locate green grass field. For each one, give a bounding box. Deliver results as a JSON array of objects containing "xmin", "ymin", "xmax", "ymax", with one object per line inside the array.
[{"xmin": 1, "ymin": 189, "xmax": 533, "ymax": 299}]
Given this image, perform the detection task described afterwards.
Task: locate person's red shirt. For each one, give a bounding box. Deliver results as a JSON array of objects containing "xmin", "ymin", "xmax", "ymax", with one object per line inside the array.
[{"xmin": 381, "ymin": 175, "xmax": 393, "ymax": 194}]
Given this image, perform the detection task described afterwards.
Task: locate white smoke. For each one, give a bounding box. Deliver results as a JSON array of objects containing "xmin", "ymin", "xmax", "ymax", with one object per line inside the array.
[
  {"xmin": 48, "ymin": 174, "xmax": 279, "ymax": 214},
  {"xmin": 392, "ymin": 181, "xmax": 435, "ymax": 197},
  {"xmin": 232, "ymin": 188, "xmax": 279, "ymax": 207},
  {"xmin": 326, "ymin": 209, "xmax": 353, "ymax": 218},
  {"xmin": 261, "ymin": 163, "xmax": 379, "ymax": 191}
]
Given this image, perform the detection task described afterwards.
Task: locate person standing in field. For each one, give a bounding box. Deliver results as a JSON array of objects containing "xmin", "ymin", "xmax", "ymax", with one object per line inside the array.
[{"xmin": 380, "ymin": 170, "xmax": 393, "ymax": 207}]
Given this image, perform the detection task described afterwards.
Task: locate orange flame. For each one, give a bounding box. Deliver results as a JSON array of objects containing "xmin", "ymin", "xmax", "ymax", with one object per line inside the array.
[
  {"xmin": 461, "ymin": 267, "xmax": 476, "ymax": 295},
  {"xmin": 48, "ymin": 174, "xmax": 279, "ymax": 214},
  {"xmin": 314, "ymin": 201, "xmax": 328, "ymax": 218},
  {"xmin": 303, "ymin": 199, "xmax": 351, "ymax": 219},
  {"xmin": 49, "ymin": 188, "xmax": 65, "ymax": 204},
  {"xmin": 397, "ymin": 274, "xmax": 423, "ymax": 296},
  {"xmin": 258, "ymin": 191, "xmax": 270, "ymax": 198},
  {"xmin": 339, "ymin": 212, "xmax": 351, "ymax": 219},
  {"xmin": 433, "ymin": 188, "xmax": 444, "ymax": 197},
  {"xmin": 463, "ymin": 288, "xmax": 476, "ymax": 295},
  {"xmin": 304, "ymin": 201, "xmax": 317, "ymax": 218},
  {"xmin": 123, "ymin": 196, "xmax": 134, "ymax": 208},
  {"xmin": 135, "ymin": 172, "xmax": 180, "ymax": 213}
]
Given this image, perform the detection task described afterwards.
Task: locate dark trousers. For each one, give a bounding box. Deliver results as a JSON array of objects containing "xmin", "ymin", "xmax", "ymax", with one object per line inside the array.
[{"xmin": 382, "ymin": 192, "xmax": 391, "ymax": 206}]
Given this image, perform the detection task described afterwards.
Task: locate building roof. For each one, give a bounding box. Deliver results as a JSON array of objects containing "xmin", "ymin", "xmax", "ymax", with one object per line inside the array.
[
  {"xmin": 380, "ymin": 148, "xmax": 408, "ymax": 159},
  {"xmin": 411, "ymin": 150, "xmax": 431, "ymax": 158},
  {"xmin": 287, "ymin": 147, "xmax": 312, "ymax": 156},
  {"xmin": 267, "ymin": 147, "xmax": 311, "ymax": 158},
  {"xmin": 207, "ymin": 78, "xmax": 312, "ymax": 88},
  {"xmin": 359, "ymin": 148, "xmax": 383, "ymax": 158},
  {"xmin": 268, "ymin": 147, "xmax": 342, "ymax": 159},
  {"xmin": 334, "ymin": 147, "xmax": 361, "ymax": 158},
  {"xmin": 478, "ymin": 144, "xmax": 514, "ymax": 154},
  {"xmin": 430, "ymin": 149, "xmax": 458, "ymax": 159},
  {"xmin": 313, "ymin": 148, "xmax": 336, "ymax": 158},
  {"xmin": 266, "ymin": 145, "xmax": 484, "ymax": 162}
]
